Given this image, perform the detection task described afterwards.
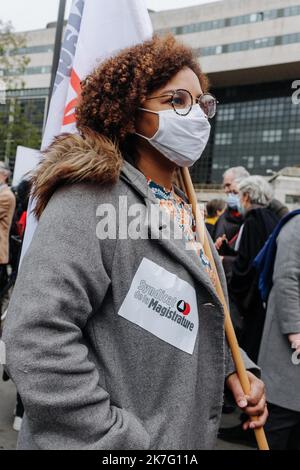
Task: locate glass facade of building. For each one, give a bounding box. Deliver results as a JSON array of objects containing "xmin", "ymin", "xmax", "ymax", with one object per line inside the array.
[
  {"xmin": 191, "ymin": 80, "xmax": 300, "ymax": 184},
  {"xmin": 9, "ymin": 44, "xmax": 54, "ymax": 56},
  {"xmin": 1, "ymin": 66, "xmax": 52, "ymax": 77},
  {"xmin": 195, "ymin": 32, "xmax": 300, "ymax": 57},
  {"xmin": 157, "ymin": 4, "xmax": 300, "ymax": 36}
]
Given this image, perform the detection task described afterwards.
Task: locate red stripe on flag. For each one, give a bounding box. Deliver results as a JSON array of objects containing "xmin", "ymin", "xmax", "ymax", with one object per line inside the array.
[
  {"xmin": 62, "ymin": 69, "xmax": 82, "ymax": 126},
  {"xmin": 64, "ymin": 98, "xmax": 78, "ymax": 117},
  {"xmin": 70, "ymin": 69, "xmax": 82, "ymax": 96}
]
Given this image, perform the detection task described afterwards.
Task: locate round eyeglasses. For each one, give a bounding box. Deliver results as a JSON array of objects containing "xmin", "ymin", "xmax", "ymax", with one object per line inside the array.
[{"xmin": 145, "ymin": 89, "xmax": 218, "ymax": 118}]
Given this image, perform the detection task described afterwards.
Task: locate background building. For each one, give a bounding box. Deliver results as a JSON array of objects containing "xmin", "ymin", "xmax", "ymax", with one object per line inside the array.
[
  {"xmin": 152, "ymin": 0, "xmax": 300, "ymax": 184},
  {"xmin": 269, "ymin": 167, "xmax": 300, "ymax": 210},
  {"xmin": 0, "ymin": 23, "xmax": 55, "ymax": 167},
  {"xmin": 0, "ymin": 0, "xmax": 300, "ymax": 185}
]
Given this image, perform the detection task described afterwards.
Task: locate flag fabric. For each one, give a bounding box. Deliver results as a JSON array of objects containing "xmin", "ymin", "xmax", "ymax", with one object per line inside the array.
[
  {"xmin": 12, "ymin": 146, "xmax": 41, "ymax": 187},
  {"xmin": 21, "ymin": 0, "xmax": 153, "ymax": 260}
]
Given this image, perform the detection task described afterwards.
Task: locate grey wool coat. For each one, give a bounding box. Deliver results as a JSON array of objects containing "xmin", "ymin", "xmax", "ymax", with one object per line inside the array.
[
  {"xmin": 258, "ymin": 214, "xmax": 300, "ymax": 412},
  {"xmin": 3, "ymin": 132, "xmax": 258, "ymax": 450}
]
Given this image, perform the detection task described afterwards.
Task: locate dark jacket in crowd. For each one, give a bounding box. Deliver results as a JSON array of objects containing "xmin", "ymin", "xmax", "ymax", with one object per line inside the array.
[
  {"xmin": 213, "ymin": 207, "xmax": 244, "ymax": 243},
  {"xmin": 214, "ymin": 199, "xmax": 288, "ymax": 245},
  {"xmin": 268, "ymin": 198, "xmax": 289, "ymax": 221},
  {"xmin": 229, "ymin": 207, "xmax": 280, "ymax": 362},
  {"xmin": 206, "ymin": 222, "xmax": 216, "ymax": 239}
]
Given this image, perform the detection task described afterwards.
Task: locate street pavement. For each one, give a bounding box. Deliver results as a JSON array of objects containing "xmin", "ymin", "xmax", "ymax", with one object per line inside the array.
[{"xmin": 0, "ymin": 366, "xmax": 252, "ymax": 451}]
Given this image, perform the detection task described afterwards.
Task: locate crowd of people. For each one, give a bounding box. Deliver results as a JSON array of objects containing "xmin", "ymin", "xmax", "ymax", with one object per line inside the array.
[
  {"xmin": 0, "ymin": 162, "xmax": 31, "ymax": 432},
  {"xmin": 205, "ymin": 166, "xmax": 300, "ymax": 450}
]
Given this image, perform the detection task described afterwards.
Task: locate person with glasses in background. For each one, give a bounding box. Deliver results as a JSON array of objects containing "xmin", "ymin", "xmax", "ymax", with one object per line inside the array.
[
  {"xmin": 214, "ymin": 167, "xmax": 250, "ymax": 247},
  {"xmin": 3, "ymin": 35, "xmax": 267, "ymax": 450}
]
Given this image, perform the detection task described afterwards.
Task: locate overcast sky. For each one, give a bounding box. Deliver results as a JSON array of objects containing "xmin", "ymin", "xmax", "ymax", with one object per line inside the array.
[{"xmin": 1, "ymin": 0, "xmax": 218, "ymax": 32}]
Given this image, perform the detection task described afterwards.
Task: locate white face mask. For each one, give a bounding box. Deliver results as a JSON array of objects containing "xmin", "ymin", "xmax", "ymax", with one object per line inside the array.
[{"xmin": 136, "ymin": 105, "xmax": 211, "ymax": 168}]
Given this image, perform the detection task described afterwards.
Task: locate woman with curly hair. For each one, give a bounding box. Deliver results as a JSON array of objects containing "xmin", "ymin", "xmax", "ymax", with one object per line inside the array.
[{"xmin": 3, "ymin": 35, "xmax": 267, "ymax": 450}]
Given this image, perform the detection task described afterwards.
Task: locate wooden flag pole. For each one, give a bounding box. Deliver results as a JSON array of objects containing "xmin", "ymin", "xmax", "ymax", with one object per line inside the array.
[{"xmin": 180, "ymin": 167, "xmax": 269, "ymax": 451}]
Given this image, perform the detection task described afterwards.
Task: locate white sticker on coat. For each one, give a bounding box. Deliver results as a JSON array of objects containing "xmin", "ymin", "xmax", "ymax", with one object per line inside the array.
[{"xmin": 118, "ymin": 257, "xmax": 199, "ymax": 354}]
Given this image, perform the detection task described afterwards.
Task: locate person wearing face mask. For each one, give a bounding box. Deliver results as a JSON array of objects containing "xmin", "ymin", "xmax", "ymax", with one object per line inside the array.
[
  {"xmin": 214, "ymin": 168, "xmax": 288, "ymax": 331},
  {"xmin": 227, "ymin": 176, "xmax": 281, "ymax": 364},
  {"xmin": 214, "ymin": 167, "xmax": 250, "ymax": 246},
  {"xmin": 215, "ymin": 168, "xmax": 289, "ymax": 252},
  {"xmin": 3, "ymin": 35, "xmax": 267, "ymax": 450},
  {"xmin": 213, "ymin": 169, "xmax": 251, "ymax": 342},
  {"xmin": 219, "ymin": 176, "xmax": 280, "ymax": 447}
]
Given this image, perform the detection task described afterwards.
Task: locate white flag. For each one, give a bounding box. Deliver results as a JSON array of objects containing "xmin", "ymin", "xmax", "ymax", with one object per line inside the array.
[{"xmin": 21, "ymin": 0, "xmax": 153, "ymax": 260}]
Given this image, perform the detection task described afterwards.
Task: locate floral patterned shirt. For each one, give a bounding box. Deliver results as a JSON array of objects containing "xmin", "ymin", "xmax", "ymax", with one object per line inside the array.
[{"xmin": 147, "ymin": 178, "xmax": 217, "ymax": 288}]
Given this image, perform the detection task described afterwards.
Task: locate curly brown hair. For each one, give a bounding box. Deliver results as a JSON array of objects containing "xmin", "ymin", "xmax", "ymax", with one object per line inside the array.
[{"xmin": 76, "ymin": 34, "xmax": 208, "ymax": 153}]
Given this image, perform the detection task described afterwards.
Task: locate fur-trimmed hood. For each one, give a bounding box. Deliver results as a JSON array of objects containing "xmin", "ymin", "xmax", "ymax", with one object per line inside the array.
[{"xmin": 31, "ymin": 131, "xmax": 123, "ymax": 219}]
